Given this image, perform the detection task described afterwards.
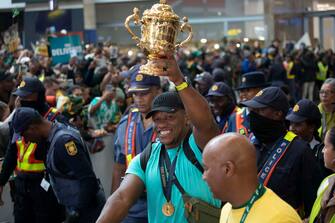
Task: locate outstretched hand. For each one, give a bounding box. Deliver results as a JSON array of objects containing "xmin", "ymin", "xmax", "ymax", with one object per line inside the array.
[{"xmin": 150, "ymin": 58, "xmax": 184, "ymax": 85}]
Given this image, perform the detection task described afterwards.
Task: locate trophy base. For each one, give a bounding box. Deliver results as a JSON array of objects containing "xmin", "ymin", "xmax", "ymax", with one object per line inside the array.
[{"xmin": 139, "ymin": 59, "xmax": 168, "ymax": 76}]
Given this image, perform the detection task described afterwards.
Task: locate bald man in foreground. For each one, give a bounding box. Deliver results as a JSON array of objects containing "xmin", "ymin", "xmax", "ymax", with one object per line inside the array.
[{"xmin": 202, "ymin": 133, "xmax": 302, "ymax": 223}]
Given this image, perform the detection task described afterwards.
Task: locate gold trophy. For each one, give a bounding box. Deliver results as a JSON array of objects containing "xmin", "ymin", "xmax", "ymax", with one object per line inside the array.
[{"xmin": 125, "ymin": 0, "xmax": 193, "ymax": 76}]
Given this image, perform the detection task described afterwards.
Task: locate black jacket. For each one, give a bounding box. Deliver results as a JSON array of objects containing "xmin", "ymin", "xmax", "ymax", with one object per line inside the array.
[{"xmin": 255, "ymin": 135, "xmax": 323, "ymax": 217}]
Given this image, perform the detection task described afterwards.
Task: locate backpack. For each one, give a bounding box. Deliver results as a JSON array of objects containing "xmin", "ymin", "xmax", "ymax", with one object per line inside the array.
[{"xmin": 140, "ymin": 131, "xmax": 204, "ymax": 173}]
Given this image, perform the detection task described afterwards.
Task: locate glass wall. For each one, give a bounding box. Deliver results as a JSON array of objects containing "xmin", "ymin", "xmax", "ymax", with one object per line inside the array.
[
  {"xmin": 95, "ymin": 0, "xmax": 265, "ymax": 45},
  {"xmin": 270, "ymin": 0, "xmax": 335, "ymax": 49}
]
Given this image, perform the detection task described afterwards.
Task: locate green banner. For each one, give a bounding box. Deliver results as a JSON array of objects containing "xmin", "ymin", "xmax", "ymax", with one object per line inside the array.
[{"xmin": 49, "ymin": 35, "xmax": 83, "ymax": 65}]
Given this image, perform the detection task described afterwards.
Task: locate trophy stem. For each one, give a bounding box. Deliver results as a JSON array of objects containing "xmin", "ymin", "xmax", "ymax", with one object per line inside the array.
[{"xmin": 139, "ymin": 55, "xmax": 168, "ymax": 76}]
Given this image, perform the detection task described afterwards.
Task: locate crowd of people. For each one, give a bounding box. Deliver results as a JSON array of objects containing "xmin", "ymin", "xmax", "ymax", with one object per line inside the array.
[{"xmin": 0, "ymin": 36, "xmax": 334, "ymax": 223}]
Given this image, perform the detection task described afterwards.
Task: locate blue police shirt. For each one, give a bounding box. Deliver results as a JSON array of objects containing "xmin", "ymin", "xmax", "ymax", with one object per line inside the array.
[
  {"xmin": 47, "ymin": 122, "xmax": 99, "ymax": 209},
  {"xmin": 114, "ymin": 110, "xmax": 154, "ymax": 219},
  {"xmin": 114, "ymin": 110, "xmax": 154, "ymax": 164},
  {"xmin": 126, "ymin": 133, "xmax": 221, "ymax": 223}
]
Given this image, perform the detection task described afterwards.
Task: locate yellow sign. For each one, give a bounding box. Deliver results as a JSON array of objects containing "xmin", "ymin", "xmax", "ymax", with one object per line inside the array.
[
  {"xmin": 65, "ymin": 141, "xmax": 78, "ymax": 156},
  {"xmin": 227, "ymin": 29, "xmax": 242, "ymax": 36},
  {"xmin": 35, "ymin": 44, "xmax": 49, "ymax": 57}
]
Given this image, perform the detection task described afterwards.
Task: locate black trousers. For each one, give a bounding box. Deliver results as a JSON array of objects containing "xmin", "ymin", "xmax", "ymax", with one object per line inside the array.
[
  {"xmin": 13, "ymin": 177, "xmax": 65, "ymax": 223},
  {"xmin": 65, "ymin": 187, "xmax": 106, "ymax": 223}
]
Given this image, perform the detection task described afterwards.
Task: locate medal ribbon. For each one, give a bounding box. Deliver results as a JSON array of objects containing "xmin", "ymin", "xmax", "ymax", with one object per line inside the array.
[{"xmin": 159, "ymin": 144, "xmax": 181, "ymax": 204}]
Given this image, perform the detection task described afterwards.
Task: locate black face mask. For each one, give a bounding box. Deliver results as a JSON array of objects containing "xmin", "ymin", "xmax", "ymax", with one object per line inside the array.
[
  {"xmin": 249, "ymin": 111, "xmax": 287, "ymax": 143},
  {"xmin": 20, "ymin": 100, "xmax": 44, "ymax": 113}
]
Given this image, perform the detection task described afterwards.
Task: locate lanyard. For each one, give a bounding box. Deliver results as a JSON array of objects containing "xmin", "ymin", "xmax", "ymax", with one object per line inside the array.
[
  {"xmin": 258, "ymin": 131, "xmax": 296, "ymax": 186},
  {"xmin": 125, "ymin": 111, "xmax": 138, "ymax": 167},
  {"xmin": 159, "ymin": 144, "xmax": 181, "ymax": 203},
  {"xmin": 239, "ymin": 184, "xmax": 266, "ymax": 223}
]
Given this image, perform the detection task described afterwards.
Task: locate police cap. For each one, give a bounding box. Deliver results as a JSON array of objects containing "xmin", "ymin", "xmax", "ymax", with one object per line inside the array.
[
  {"xmin": 207, "ymin": 82, "xmax": 234, "ymax": 100},
  {"xmin": 13, "ymin": 77, "xmax": 45, "ymax": 97},
  {"xmin": 12, "ymin": 107, "xmax": 42, "ymax": 134},
  {"xmin": 286, "ymin": 99, "xmax": 321, "ymax": 123},
  {"xmin": 240, "ymin": 86, "xmax": 289, "ymax": 115},
  {"xmin": 127, "ymin": 65, "xmax": 161, "ymax": 93}
]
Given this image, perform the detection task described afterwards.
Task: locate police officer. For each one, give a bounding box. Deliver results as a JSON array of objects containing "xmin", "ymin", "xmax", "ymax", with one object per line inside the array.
[
  {"xmin": 286, "ymin": 99, "xmax": 322, "ymax": 152},
  {"xmin": 286, "ymin": 99, "xmax": 331, "ymax": 177},
  {"xmin": 207, "ymin": 82, "xmax": 238, "ymax": 132},
  {"xmin": 112, "ymin": 65, "xmax": 161, "ymax": 223},
  {"xmin": 0, "ymin": 77, "xmax": 65, "ymax": 223},
  {"xmin": 240, "ymin": 86, "xmax": 323, "ymax": 217},
  {"xmin": 225, "ymin": 71, "xmax": 269, "ymax": 136},
  {"xmin": 11, "ymin": 107, "xmax": 106, "ymax": 223}
]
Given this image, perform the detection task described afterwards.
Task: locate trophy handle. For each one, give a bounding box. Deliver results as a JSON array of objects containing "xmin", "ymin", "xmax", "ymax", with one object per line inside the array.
[
  {"xmin": 176, "ymin": 17, "xmax": 193, "ymax": 48},
  {"xmin": 125, "ymin": 7, "xmax": 141, "ymax": 43}
]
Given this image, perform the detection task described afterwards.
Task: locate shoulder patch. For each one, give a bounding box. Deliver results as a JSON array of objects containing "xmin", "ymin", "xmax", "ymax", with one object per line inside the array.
[{"xmin": 65, "ymin": 141, "xmax": 78, "ymax": 156}]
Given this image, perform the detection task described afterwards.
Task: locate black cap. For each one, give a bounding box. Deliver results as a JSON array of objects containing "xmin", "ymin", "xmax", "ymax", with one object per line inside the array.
[
  {"xmin": 212, "ymin": 68, "xmax": 228, "ymax": 82},
  {"xmin": 12, "ymin": 107, "xmax": 42, "ymax": 134},
  {"xmin": 146, "ymin": 91, "xmax": 184, "ymax": 119},
  {"xmin": 194, "ymin": 72, "xmax": 213, "ymax": 86},
  {"xmin": 286, "ymin": 99, "xmax": 321, "ymax": 123},
  {"xmin": 127, "ymin": 66, "xmax": 161, "ymax": 93},
  {"xmin": 13, "ymin": 77, "xmax": 45, "ymax": 97},
  {"xmin": 236, "ymin": 71, "xmax": 269, "ymax": 90},
  {"xmin": 240, "ymin": 87, "xmax": 290, "ymax": 115},
  {"xmin": 207, "ymin": 82, "xmax": 234, "ymax": 99}
]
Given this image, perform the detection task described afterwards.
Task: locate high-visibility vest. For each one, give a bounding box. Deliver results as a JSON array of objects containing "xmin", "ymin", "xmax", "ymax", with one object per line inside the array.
[
  {"xmin": 284, "ymin": 61, "xmax": 295, "ymax": 79},
  {"xmin": 309, "ymin": 174, "xmax": 335, "ymax": 223},
  {"xmin": 316, "ymin": 62, "xmax": 328, "ymax": 81},
  {"xmin": 16, "ymin": 139, "xmax": 45, "ymax": 172},
  {"xmin": 15, "ymin": 107, "xmax": 59, "ymax": 173}
]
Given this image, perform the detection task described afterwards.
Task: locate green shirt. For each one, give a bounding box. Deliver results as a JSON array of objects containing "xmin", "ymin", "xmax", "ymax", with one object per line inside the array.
[{"xmin": 88, "ymin": 97, "xmax": 120, "ymax": 129}]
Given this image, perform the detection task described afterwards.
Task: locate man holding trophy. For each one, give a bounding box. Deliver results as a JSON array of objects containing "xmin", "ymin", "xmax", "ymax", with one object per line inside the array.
[{"xmin": 98, "ymin": 2, "xmax": 222, "ymax": 222}]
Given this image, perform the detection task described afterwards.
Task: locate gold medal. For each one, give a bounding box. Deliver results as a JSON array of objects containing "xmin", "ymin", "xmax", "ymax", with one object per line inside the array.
[{"xmin": 162, "ymin": 202, "xmax": 174, "ymax": 216}]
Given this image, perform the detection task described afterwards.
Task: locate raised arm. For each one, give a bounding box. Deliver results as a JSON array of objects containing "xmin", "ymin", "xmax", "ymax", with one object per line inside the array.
[
  {"xmin": 153, "ymin": 58, "xmax": 219, "ymax": 149},
  {"xmin": 96, "ymin": 174, "xmax": 145, "ymax": 223}
]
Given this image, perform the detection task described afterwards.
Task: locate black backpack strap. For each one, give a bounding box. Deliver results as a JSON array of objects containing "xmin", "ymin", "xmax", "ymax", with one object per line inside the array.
[
  {"xmin": 140, "ymin": 142, "xmax": 153, "ymax": 172},
  {"xmin": 183, "ymin": 132, "xmax": 204, "ymax": 174},
  {"xmin": 140, "ymin": 131, "xmax": 204, "ymax": 174}
]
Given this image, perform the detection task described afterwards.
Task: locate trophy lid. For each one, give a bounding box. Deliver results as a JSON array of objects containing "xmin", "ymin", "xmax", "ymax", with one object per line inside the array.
[{"xmin": 143, "ymin": 0, "xmax": 180, "ymax": 21}]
